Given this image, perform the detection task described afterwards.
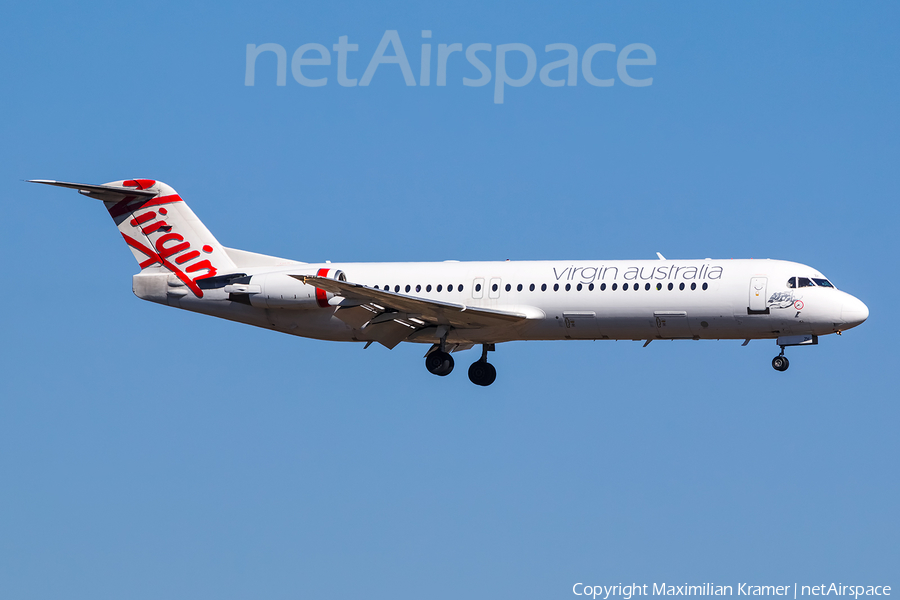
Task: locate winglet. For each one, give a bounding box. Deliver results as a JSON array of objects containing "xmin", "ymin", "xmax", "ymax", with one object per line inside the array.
[{"xmin": 656, "ymin": 252, "xmax": 666, "ymax": 260}]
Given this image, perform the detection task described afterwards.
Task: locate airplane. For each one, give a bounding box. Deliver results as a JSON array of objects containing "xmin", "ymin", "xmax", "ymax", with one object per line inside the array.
[{"xmin": 30, "ymin": 178, "xmax": 869, "ymax": 386}]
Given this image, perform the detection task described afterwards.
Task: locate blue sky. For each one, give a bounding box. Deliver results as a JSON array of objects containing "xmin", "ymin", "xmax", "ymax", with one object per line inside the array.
[{"xmin": 1, "ymin": 2, "xmax": 898, "ymax": 599}]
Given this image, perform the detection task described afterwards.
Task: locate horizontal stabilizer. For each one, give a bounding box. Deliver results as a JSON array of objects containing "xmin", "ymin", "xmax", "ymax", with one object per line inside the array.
[{"xmin": 28, "ymin": 179, "xmax": 157, "ymax": 199}]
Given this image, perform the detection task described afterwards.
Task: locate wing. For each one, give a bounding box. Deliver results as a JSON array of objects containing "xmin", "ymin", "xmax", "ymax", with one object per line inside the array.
[{"xmin": 292, "ymin": 275, "xmax": 528, "ymax": 349}]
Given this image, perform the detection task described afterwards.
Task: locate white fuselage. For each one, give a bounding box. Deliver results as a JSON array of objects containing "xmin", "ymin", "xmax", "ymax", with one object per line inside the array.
[{"xmin": 162, "ymin": 257, "xmax": 868, "ymax": 346}]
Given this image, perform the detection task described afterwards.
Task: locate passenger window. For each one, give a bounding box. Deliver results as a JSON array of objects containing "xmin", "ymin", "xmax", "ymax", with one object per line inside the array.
[
  {"xmin": 492, "ymin": 283, "xmax": 498, "ymax": 292},
  {"xmin": 656, "ymin": 283, "xmax": 662, "ymax": 290},
  {"xmin": 668, "ymin": 283, "xmax": 673, "ymax": 290},
  {"xmin": 612, "ymin": 283, "xmax": 617, "ymax": 291},
  {"xmin": 691, "ymin": 282, "xmax": 696, "ymax": 290},
  {"xmin": 600, "ymin": 283, "xmax": 606, "ymax": 291},
  {"xmin": 645, "ymin": 283, "xmax": 651, "ymax": 291},
  {"xmin": 529, "ymin": 283, "xmax": 535, "ymax": 291},
  {"xmin": 623, "ymin": 283, "xmax": 629, "ymax": 291},
  {"xmin": 541, "ymin": 284, "xmax": 547, "ymax": 291},
  {"xmin": 436, "ymin": 284, "xmax": 442, "ymax": 292},
  {"xmin": 426, "ymin": 284, "xmax": 432, "ymax": 292},
  {"xmin": 679, "ymin": 283, "xmax": 685, "ymax": 290},
  {"xmin": 517, "ymin": 284, "xmax": 523, "ymax": 292},
  {"xmin": 458, "ymin": 285, "xmax": 463, "ymax": 292},
  {"xmin": 565, "ymin": 283, "xmax": 571, "ymax": 291},
  {"xmin": 702, "ymin": 282, "xmax": 708, "ymax": 290},
  {"xmin": 448, "ymin": 284, "xmax": 454, "ymax": 292},
  {"xmin": 475, "ymin": 283, "xmax": 482, "ymax": 292},
  {"xmin": 394, "ymin": 285, "xmax": 400, "ymax": 292},
  {"xmin": 576, "ymin": 283, "xmax": 582, "ymax": 291},
  {"xmin": 505, "ymin": 283, "xmax": 511, "ymax": 292},
  {"xmin": 553, "ymin": 283, "xmax": 559, "ymax": 291},
  {"xmin": 416, "ymin": 284, "xmax": 421, "ymax": 292},
  {"xmin": 405, "ymin": 285, "xmax": 411, "ymax": 293},
  {"xmin": 589, "ymin": 283, "xmax": 595, "ymax": 291}
]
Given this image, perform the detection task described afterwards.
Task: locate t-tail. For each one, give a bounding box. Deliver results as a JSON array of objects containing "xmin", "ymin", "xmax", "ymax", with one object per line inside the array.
[{"xmin": 29, "ymin": 179, "xmax": 236, "ymax": 298}]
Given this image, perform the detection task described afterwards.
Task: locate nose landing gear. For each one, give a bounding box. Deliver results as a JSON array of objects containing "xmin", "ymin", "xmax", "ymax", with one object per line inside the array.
[
  {"xmin": 772, "ymin": 347, "xmax": 790, "ymax": 372},
  {"xmin": 468, "ymin": 344, "xmax": 497, "ymax": 386},
  {"xmin": 770, "ymin": 335, "xmax": 817, "ymax": 372}
]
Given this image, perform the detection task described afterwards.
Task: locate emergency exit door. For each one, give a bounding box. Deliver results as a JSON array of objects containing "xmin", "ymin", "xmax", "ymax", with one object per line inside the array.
[
  {"xmin": 748, "ymin": 277, "xmax": 768, "ymax": 313},
  {"xmin": 489, "ymin": 278, "xmax": 501, "ymax": 299}
]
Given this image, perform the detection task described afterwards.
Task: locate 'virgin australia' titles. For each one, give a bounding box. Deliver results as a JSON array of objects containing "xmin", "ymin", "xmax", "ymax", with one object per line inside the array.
[{"xmin": 553, "ymin": 264, "xmax": 724, "ymax": 283}]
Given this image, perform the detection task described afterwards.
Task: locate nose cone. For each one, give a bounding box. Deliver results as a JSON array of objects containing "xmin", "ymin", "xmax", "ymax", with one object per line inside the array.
[{"xmin": 841, "ymin": 296, "xmax": 869, "ymax": 329}]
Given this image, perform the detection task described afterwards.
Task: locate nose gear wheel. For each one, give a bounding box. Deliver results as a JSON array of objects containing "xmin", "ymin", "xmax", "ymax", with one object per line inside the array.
[{"xmin": 772, "ymin": 346, "xmax": 789, "ymax": 372}]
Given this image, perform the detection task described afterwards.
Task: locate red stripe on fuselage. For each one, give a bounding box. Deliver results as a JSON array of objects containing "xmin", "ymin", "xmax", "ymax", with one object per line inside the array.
[{"xmin": 315, "ymin": 268, "xmax": 330, "ymax": 308}]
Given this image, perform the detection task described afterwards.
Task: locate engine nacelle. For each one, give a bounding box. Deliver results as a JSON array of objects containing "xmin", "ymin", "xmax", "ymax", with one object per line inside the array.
[{"xmin": 227, "ymin": 268, "xmax": 346, "ymax": 309}]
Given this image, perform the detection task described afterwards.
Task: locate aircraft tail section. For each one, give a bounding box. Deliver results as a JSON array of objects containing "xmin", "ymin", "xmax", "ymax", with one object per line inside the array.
[{"xmin": 31, "ymin": 179, "xmax": 236, "ymax": 298}]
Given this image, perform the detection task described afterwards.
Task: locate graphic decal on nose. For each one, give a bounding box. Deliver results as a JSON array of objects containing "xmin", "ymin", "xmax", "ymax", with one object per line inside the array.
[{"xmin": 767, "ymin": 291, "xmax": 795, "ymax": 309}]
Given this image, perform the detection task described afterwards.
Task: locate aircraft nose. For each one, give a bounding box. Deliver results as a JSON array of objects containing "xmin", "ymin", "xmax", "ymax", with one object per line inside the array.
[{"xmin": 840, "ymin": 296, "xmax": 869, "ymax": 329}]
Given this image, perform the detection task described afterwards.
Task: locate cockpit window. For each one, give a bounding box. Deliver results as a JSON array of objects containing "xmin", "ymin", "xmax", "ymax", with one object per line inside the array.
[{"xmin": 788, "ymin": 276, "xmax": 835, "ymax": 289}]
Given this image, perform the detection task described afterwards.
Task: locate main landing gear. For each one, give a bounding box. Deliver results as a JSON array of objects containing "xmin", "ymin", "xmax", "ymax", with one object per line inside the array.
[
  {"xmin": 425, "ymin": 349, "xmax": 454, "ymax": 376},
  {"xmin": 772, "ymin": 347, "xmax": 790, "ymax": 372},
  {"xmin": 468, "ymin": 344, "xmax": 496, "ymax": 387},
  {"xmin": 424, "ymin": 343, "xmax": 497, "ymax": 386}
]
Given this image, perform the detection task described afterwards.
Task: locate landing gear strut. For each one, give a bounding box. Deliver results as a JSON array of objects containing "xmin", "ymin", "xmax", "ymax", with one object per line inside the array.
[
  {"xmin": 772, "ymin": 347, "xmax": 790, "ymax": 372},
  {"xmin": 468, "ymin": 344, "xmax": 497, "ymax": 387}
]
